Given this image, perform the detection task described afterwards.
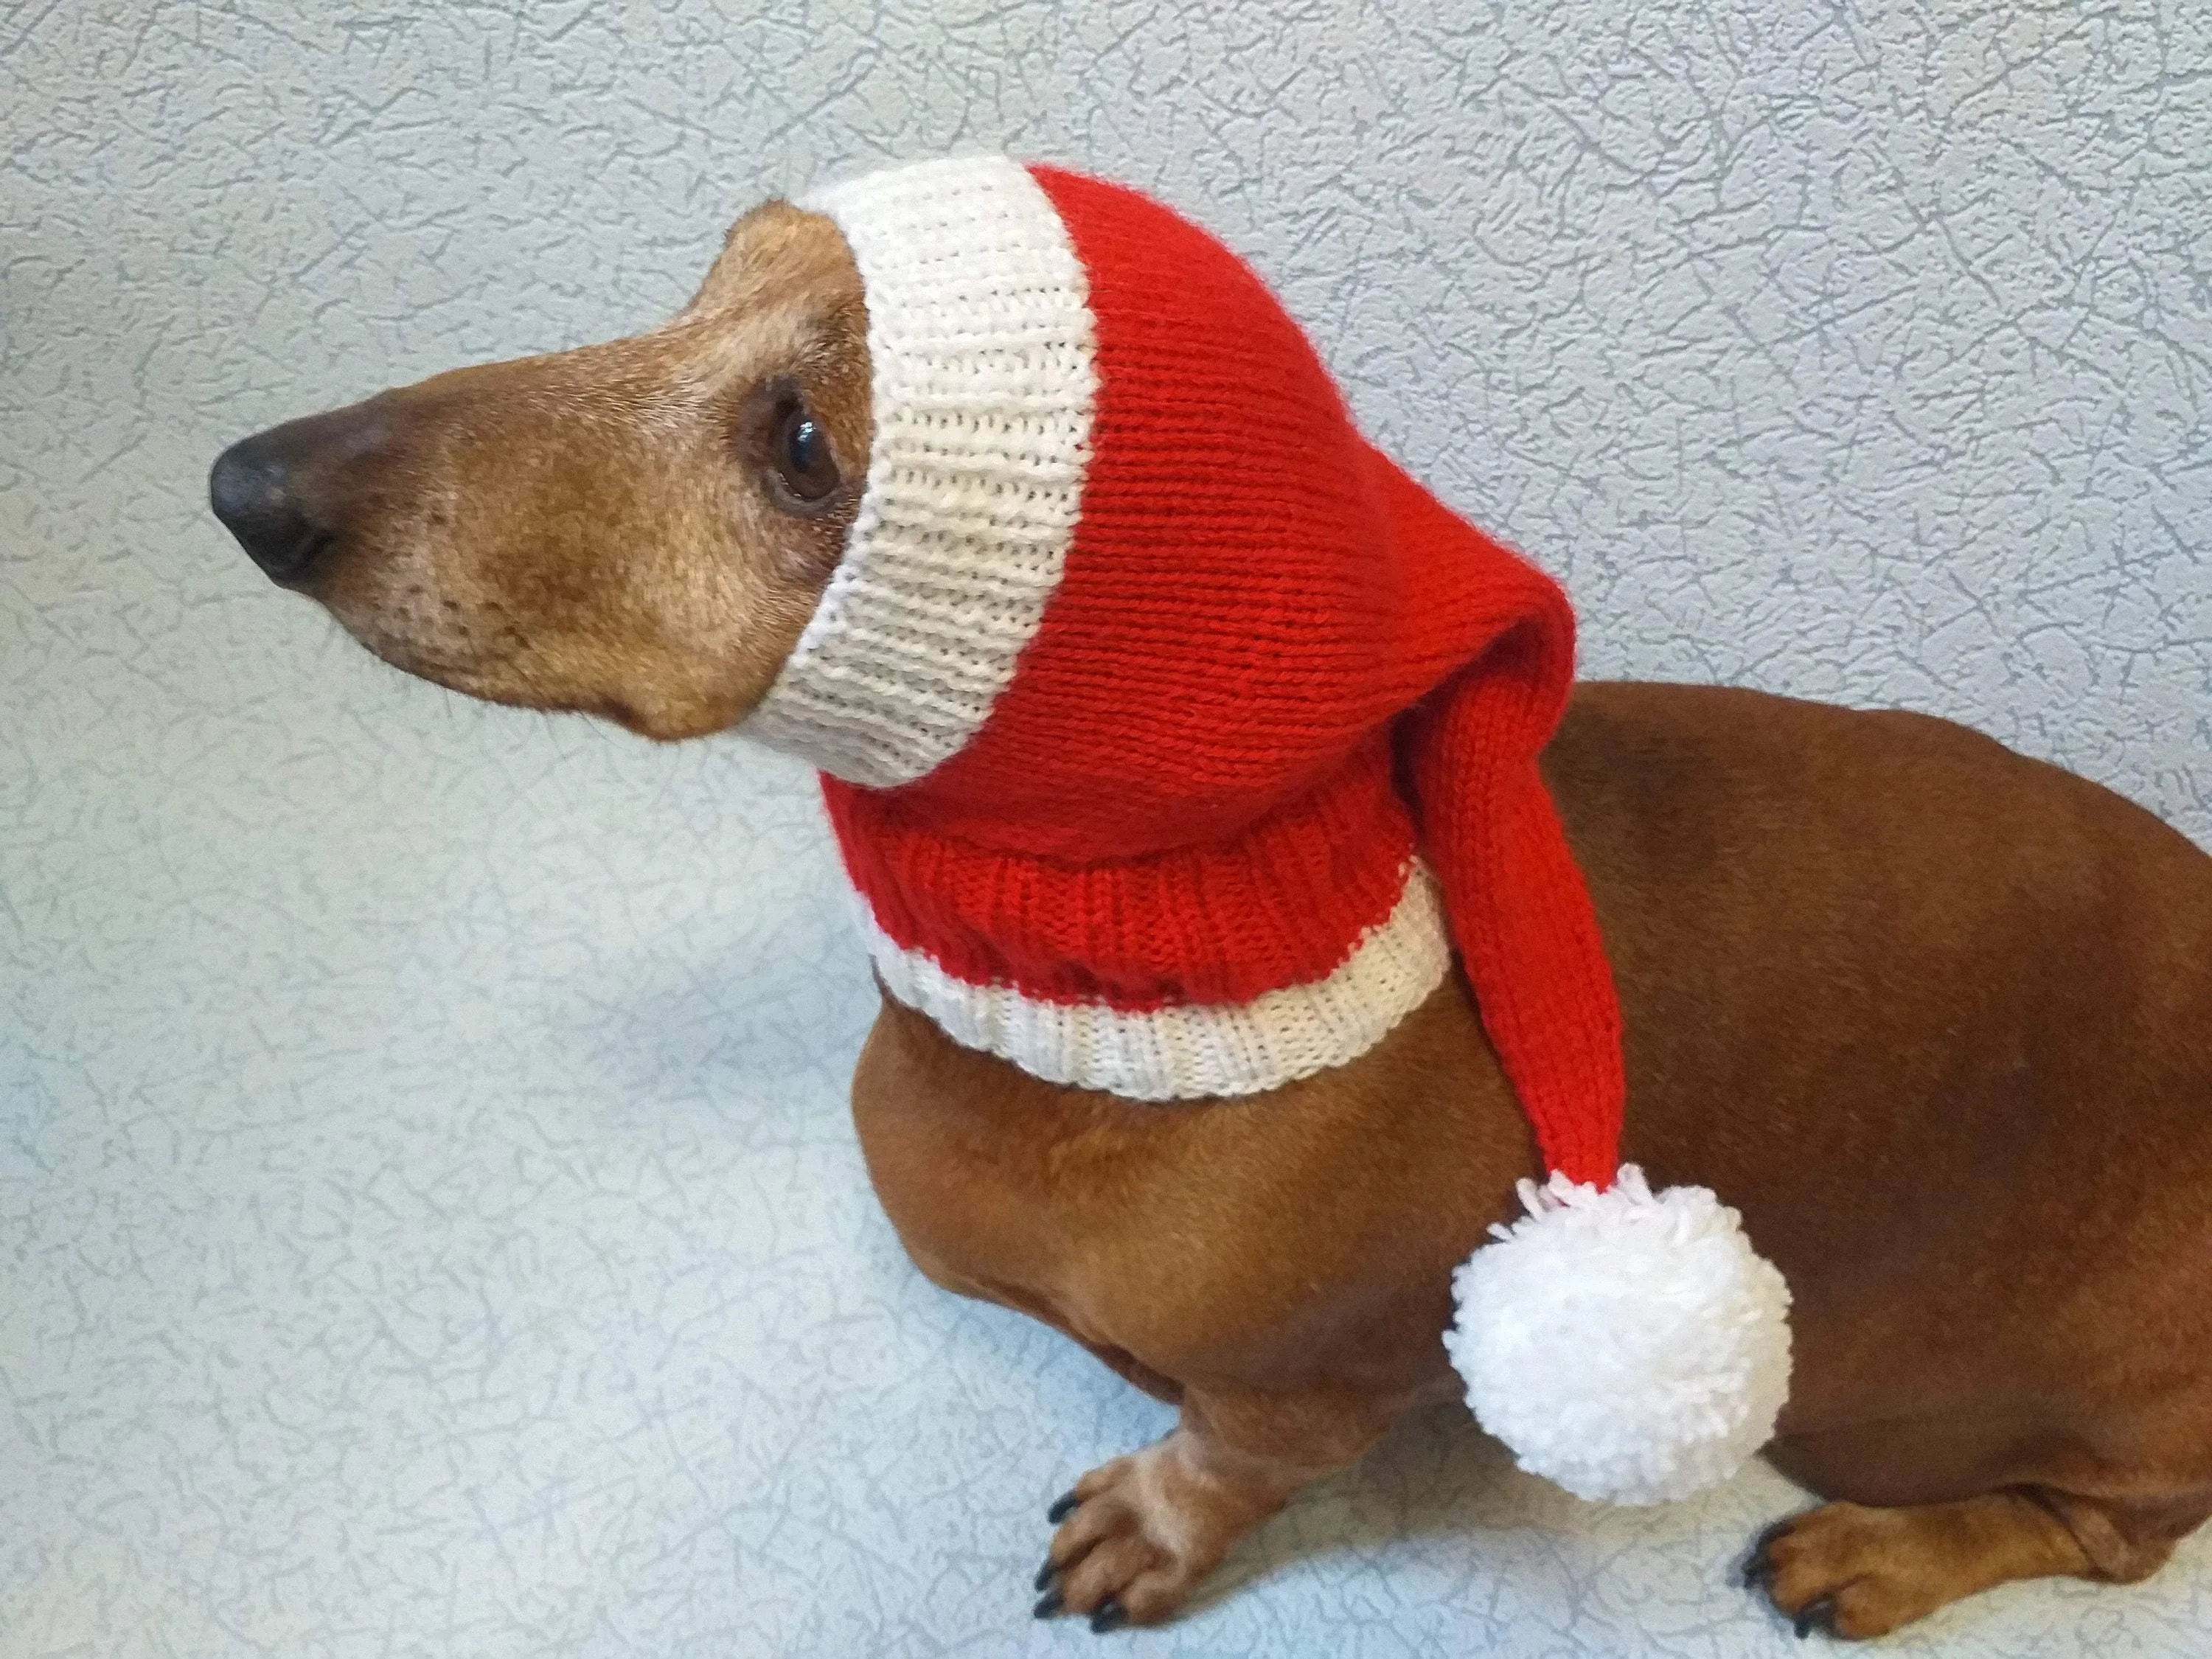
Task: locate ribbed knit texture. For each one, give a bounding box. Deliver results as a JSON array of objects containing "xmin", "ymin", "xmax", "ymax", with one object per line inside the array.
[
  {"xmin": 864, "ymin": 864, "xmax": 1451, "ymax": 1101},
  {"xmin": 746, "ymin": 158, "xmax": 1628, "ymax": 1173},
  {"xmin": 747, "ymin": 157, "xmax": 1096, "ymax": 787}
]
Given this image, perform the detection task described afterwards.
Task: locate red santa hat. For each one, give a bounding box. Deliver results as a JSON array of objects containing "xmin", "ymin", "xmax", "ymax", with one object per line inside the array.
[{"xmin": 745, "ymin": 156, "xmax": 1791, "ymax": 1504}]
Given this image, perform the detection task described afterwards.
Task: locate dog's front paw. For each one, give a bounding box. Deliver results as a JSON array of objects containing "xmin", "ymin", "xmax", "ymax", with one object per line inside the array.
[{"xmin": 1031, "ymin": 1440, "xmax": 1265, "ymax": 1631}]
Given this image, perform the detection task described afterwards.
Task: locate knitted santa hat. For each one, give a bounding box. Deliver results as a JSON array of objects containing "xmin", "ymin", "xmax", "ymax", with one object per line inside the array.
[{"xmin": 745, "ymin": 156, "xmax": 1790, "ymax": 1504}]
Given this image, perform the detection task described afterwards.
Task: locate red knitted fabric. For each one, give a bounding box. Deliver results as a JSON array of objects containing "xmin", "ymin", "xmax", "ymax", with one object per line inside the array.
[
  {"xmin": 743, "ymin": 159, "xmax": 1800, "ymax": 1500},
  {"xmin": 801, "ymin": 161, "xmax": 1625, "ymax": 1184}
]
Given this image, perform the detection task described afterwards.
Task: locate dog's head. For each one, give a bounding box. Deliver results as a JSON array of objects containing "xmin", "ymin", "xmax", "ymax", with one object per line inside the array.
[
  {"xmin": 210, "ymin": 201, "xmax": 866, "ymax": 742},
  {"xmin": 218, "ymin": 159, "xmax": 1549, "ymax": 848}
]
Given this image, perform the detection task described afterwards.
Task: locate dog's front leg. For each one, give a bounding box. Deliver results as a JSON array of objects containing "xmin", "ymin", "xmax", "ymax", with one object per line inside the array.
[{"xmin": 1032, "ymin": 1379, "xmax": 1398, "ymax": 1630}]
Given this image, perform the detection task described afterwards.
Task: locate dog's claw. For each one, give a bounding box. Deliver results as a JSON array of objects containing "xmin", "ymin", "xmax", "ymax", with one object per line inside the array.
[
  {"xmin": 1090, "ymin": 1597, "xmax": 1128, "ymax": 1634},
  {"xmin": 1047, "ymin": 1488, "xmax": 1082, "ymax": 1523},
  {"xmin": 1034, "ymin": 1558, "xmax": 1060, "ymax": 1591},
  {"xmin": 1033, "ymin": 1587, "xmax": 1065, "ymax": 1619},
  {"xmin": 1744, "ymin": 1517, "xmax": 1792, "ymax": 1587},
  {"xmin": 1794, "ymin": 1596, "xmax": 1836, "ymax": 1639}
]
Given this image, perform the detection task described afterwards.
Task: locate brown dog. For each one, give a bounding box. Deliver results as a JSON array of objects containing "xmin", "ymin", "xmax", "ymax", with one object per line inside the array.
[{"xmin": 209, "ymin": 197, "xmax": 2212, "ymax": 1641}]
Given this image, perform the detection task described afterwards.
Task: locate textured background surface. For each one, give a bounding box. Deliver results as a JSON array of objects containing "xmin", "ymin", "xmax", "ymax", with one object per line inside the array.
[{"xmin": 5, "ymin": 1, "xmax": 2209, "ymax": 1655}]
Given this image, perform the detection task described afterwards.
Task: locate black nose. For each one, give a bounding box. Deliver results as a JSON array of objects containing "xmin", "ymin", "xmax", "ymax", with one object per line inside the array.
[
  {"xmin": 209, "ymin": 404, "xmax": 389, "ymax": 588},
  {"xmin": 209, "ymin": 436, "xmax": 333, "ymax": 585}
]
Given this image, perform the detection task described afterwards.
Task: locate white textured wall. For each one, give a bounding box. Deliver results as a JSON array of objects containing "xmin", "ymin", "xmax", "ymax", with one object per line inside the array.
[{"xmin": 4, "ymin": 4, "xmax": 2208, "ymax": 1657}]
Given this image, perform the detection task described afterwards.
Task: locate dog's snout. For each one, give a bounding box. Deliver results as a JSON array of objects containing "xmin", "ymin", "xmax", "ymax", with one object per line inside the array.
[{"xmin": 209, "ymin": 405, "xmax": 389, "ymax": 588}]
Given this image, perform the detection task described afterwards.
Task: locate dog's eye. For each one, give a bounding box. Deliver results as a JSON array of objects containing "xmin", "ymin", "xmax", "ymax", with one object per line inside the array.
[{"xmin": 771, "ymin": 396, "xmax": 841, "ymax": 505}]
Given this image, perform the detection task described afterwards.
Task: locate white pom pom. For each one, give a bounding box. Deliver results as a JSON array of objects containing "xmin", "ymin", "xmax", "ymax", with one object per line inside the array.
[{"xmin": 1444, "ymin": 1164, "xmax": 1792, "ymax": 1505}]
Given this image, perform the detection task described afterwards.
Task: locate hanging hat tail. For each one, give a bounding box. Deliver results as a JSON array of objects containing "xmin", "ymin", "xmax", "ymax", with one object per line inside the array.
[{"xmin": 1395, "ymin": 511, "xmax": 1793, "ymax": 1505}]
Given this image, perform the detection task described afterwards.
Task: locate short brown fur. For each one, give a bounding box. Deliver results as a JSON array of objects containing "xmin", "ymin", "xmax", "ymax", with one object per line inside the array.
[{"xmin": 223, "ymin": 203, "xmax": 2212, "ymax": 1641}]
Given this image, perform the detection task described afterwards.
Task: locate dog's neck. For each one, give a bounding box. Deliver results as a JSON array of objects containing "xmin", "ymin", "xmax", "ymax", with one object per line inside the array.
[{"xmin": 819, "ymin": 740, "xmax": 1452, "ymax": 1100}]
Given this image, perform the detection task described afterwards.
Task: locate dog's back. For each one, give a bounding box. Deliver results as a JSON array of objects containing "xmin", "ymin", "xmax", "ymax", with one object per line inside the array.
[{"xmin": 1548, "ymin": 682, "xmax": 2212, "ymax": 1562}]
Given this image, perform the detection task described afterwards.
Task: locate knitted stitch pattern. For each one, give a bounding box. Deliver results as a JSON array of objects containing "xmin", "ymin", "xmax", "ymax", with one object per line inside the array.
[
  {"xmin": 743, "ymin": 159, "xmax": 1095, "ymax": 787},
  {"xmin": 743, "ymin": 160, "xmax": 1792, "ymax": 1505},
  {"xmin": 748, "ymin": 157, "xmax": 1626, "ymax": 1179}
]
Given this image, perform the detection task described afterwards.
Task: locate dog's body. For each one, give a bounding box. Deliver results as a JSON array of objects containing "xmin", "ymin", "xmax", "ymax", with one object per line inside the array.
[
  {"xmin": 855, "ymin": 679, "xmax": 2212, "ymax": 1634},
  {"xmin": 210, "ymin": 199, "xmax": 2212, "ymax": 1639}
]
